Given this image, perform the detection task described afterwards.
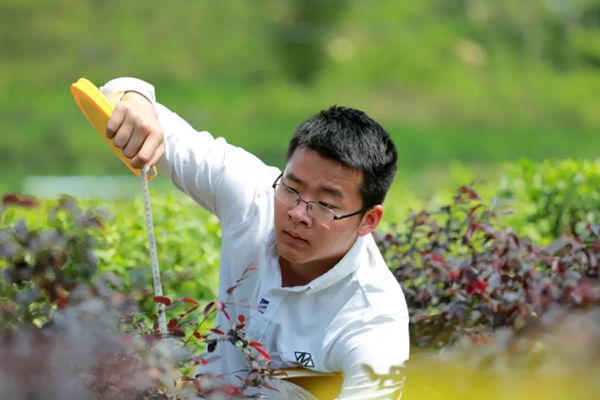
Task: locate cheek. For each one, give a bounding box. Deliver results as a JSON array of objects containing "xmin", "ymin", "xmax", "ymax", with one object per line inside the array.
[
  {"xmin": 313, "ymin": 224, "xmax": 355, "ymax": 251},
  {"xmin": 331, "ymin": 222, "xmax": 360, "ymax": 247},
  {"xmin": 273, "ymin": 201, "xmax": 287, "ymax": 226}
]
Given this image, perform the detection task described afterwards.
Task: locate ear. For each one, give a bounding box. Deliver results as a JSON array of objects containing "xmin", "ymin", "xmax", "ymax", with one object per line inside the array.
[{"xmin": 357, "ymin": 205, "xmax": 383, "ymax": 237}]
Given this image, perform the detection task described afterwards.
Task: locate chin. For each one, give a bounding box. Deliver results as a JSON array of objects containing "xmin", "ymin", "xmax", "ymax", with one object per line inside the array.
[{"xmin": 276, "ymin": 241, "xmax": 311, "ymax": 265}]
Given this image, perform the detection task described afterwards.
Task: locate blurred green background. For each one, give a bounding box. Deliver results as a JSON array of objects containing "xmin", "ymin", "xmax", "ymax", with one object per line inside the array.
[{"xmin": 1, "ymin": 0, "xmax": 599, "ymax": 197}]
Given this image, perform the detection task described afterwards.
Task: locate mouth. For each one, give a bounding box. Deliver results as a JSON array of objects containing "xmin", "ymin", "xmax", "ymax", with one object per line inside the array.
[{"xmin": 283, "ymin": 230, "xmax": 309, "ymax": 244}]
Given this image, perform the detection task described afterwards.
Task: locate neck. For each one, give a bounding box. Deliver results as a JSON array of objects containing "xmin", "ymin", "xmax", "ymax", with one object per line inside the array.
[{"xmin": 279, "ymin": 255, "xmax": 341, "ymax": 287}]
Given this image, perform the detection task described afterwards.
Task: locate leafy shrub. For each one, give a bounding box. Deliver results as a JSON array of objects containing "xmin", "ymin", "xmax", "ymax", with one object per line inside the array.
[
  {"xmin": 0, "ymin": 194, "xmax": 162, "ymax": 399},
  {"xmin": 366, "ymin": 308, "xmax": 600, "ymax": 400},
  {"xmin": 0, "ymin": 190, "xmax": 220, "ymax": 321},
  {"xmin": 377, "ymin": 186, "xmax": 600, "ymax": 348},
  {"xmin": 93, "ymin": 191, "xmax": 221, "ymax": 316},
  {"xmin": 498, "ymin": 158, "xmax": 600, "ymax": 243},
  {"xmin": 399, "ymin": 309, "xmax": 600, "ymax": 400},
  {"xmin": 0, "ymin": 194, "xmax": 285, "ymax": 399},
  {"xmin": 0, "ymin": 194, "xmax": 106, "ymax": 333},
  {"xmin": 5, "ymin": 160, "xmax": 600, "ymax": 398},
  {"xmin": 0, "ymin": 298, "xmax": 166, "ymax": 400}
]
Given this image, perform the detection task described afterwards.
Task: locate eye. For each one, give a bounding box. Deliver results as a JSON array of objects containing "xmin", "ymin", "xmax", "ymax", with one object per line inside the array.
[
  {"xmin": 283, "ymin": 185, "xmax": 299, "ymax": 195},
  {"xmin": 318, "ymin": 201, "xmax": 337, "ymax": 210}
]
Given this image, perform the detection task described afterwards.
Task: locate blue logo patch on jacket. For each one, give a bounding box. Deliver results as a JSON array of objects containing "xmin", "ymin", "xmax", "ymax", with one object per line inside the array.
[{"xmin": 257, "ymin": 298, "xmax": 269, "ymax": 314}]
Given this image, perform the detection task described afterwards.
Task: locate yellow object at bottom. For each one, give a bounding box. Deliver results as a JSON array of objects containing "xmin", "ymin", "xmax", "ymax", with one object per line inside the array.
[{"xmin": 281, "ymin": 368, "xmax": 343, "ymax": 400}]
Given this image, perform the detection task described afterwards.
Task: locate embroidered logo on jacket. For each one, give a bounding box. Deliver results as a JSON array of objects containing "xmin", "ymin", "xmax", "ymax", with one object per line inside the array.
[
  {"xmin": 257, "ymin": 298, "xmax": 269, "ymax": 314},
  {"xmin": 294, "ymin": 351, "xmax": 315, "ymax": 368}
]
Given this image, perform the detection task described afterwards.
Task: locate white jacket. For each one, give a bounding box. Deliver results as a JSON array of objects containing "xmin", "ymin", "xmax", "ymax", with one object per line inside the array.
[{"xmin": 101, "ymin": 78, "xmax": 410, "ymax": 399}]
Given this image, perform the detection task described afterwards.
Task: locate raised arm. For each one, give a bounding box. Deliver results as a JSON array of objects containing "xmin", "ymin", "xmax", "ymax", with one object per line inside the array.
[{"xmin": 101, "ymin": 77, "xmax": 279, "ymax": 229}]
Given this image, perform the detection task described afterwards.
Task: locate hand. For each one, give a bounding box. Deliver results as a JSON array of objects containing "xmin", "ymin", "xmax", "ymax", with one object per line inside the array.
[{"xmin": 106, "ymin": 91, "xmax": 165, "ymax": 169}]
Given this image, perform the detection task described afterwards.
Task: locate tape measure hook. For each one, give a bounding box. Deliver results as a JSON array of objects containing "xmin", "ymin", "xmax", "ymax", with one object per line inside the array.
[{"xmin": 143, "ymin": 164, "xmax": 158, "ymax": 180}]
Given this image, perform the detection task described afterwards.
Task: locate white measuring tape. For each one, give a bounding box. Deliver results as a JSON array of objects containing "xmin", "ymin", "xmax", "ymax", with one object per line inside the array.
[
  {"xmin": 141, "ymin": 165, "xmax": 167, "ymax": 335},
  {"xmin": 70, "ymin": 81, "xmax": 169, "ymax": 336}
]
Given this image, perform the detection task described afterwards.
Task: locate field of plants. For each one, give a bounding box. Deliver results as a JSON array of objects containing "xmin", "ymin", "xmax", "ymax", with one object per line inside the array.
[{"xmin": 1, "ymin": 158, "xmax": 599, "ymax": 399}]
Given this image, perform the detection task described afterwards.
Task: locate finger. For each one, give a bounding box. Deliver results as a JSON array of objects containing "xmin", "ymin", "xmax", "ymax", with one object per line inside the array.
[
  {"xmin": 131, "ymin": 134, "xmax": 163, "ymax": 169},
  {"xmin": 112, "ymin": 118, "xmax": 134, "ymax": 150},
  {"xmin": 106, "ymin": 104, "xmax": 126, "ymax": 139},
  {"xmin": 148, "ymin": 142, "xmax": 165, "ymax": 168},
  {"xmin": 122, "ymin": 121, "xmax": 150, "ymax": 159}
]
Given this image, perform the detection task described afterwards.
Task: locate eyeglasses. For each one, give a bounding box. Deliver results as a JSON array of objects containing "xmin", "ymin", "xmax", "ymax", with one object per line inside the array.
[{"xmin": 272, "ymin": 173, "xmax": 369, "ymax": 223}]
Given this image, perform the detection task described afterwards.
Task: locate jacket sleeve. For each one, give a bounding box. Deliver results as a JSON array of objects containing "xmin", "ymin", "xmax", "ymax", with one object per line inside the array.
[
  {"xmin": 100, "ymin": 77, "xmax": 280, "ymax": 232},
  {"xmin": 333, "ymin": 315, "xmax": 409, "ymax": 399}
]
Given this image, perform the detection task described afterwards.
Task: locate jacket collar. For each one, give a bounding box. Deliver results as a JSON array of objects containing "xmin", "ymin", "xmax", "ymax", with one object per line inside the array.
[{"xmin": 264, "ymin": 231, "xmax": 368, "ymax": 294}]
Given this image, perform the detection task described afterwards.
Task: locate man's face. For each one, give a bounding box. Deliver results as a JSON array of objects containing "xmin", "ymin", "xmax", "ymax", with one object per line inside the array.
[{"xmin": 274, "ymin": 147, "xmax": 372, "ymax": 273}]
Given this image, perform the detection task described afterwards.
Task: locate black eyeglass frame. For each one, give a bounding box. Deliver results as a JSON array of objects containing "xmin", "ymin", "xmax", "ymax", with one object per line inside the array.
[{"xmin": 271, "ymin": 172, "xmax": 372, "ymax": 221}]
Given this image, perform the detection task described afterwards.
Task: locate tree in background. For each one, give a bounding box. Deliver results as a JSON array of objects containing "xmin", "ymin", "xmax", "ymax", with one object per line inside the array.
[{"xmin": 266, "ymin": 0, "xmax": 348, "ymax": 83}]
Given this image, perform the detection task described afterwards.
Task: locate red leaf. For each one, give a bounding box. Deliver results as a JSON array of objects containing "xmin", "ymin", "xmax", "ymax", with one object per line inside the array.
[
  {"xmin": 2, "ymin": 194, "xmax": 39, "ymax": 208},
  {"xmin": 421, "ymin": 251, "xmax": 445, "ymax": 264},
  {"xmin": 468, "ymin": 205, "xmax": 482, "ymax": 215},
  {"xmin": 56, "ymin": 285, "xmax": 69, "ymax": 309},
  {"xmin": 255, "ymin": 346, "xmax": 272, "ymax": 361},
  {"xmin": 448, "ymin": 270, "xmax": 460, "ymax": 281},
  {"xmin": 193, "ymin": 331, "xmax": 205, "ymax": 339},
  {"xmin": 167, "ymin": 318, "xmax": 179, "ymax": 331},
  {"xmin": 190, "ymin": 357, "xmax": 209, "ymax": 366},
  {"xmin": 477, "ymin": 279, "xmax": 486, "ymax": 292},
  {"xmin": 57, "ymin": 296, "xmax": 69, "ymax": 310},
  {"xmin": 226, "ymin": 284, "xmax": 239, "ymax": 295},
  {"xmin": 466, "ymin": 284, "xmax": 475, "ymax": 295},
  {"xmin": 154, "ymin": 296, "xmax": 172, "ymax": 306},
  {"xmin": 458, "ymin": 186, "xmax": 480, "ymax": 200},
  {"xmin": 466, "ymin": 279, "xmax": 486, "ymax": 295},
  {"xmin": 431, "ymin": 253, "xmax": 445, "ymax": 264},
  {"xmin": 210, "ymin": 328, "xmax": 224, "ymax": 335},
  {"xmin": 237, "ymin": 314, "xmax": 245, "ymax": 323},
  {"xmin": 249, "ymin": 341, "xmax": 264, "ymax": 348},
  {"xmin": 183, "ymin": 297, "xmax": 199, "ymax": 306}
]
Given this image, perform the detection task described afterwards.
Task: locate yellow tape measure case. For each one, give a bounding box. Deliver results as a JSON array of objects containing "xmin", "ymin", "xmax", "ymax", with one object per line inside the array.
[{"xmin": 70, "ymin": 77, "xmax": 156, "ymax": 179}]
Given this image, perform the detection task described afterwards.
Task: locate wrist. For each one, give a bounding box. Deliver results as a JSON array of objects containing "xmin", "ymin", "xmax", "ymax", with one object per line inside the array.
[{"xmin": 123, "ymin": 90, "xmax": 153, "ymax": 106}]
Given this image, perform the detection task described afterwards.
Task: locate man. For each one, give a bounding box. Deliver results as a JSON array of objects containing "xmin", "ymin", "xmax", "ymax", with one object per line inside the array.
[{"xmin": 101, "ymin": 77, "xmax": 409, "ymax": 399}]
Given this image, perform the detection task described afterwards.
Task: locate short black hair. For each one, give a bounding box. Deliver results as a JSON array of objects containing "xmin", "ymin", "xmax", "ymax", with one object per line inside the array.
[{"xmin": 287, "ymin": 105, "xmax": 397, "ymax": 208}]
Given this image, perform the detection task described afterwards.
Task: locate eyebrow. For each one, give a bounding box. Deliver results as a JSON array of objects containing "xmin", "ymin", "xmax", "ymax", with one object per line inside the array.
[{"xmin": 284, "ymin": 172, "xmax": 344, "ymax": 199}]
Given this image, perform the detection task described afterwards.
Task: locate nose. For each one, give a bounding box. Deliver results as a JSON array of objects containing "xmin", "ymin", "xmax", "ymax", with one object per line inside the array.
[{"xmin": 288, "ymin": 200, "xmax": 311, "ymax": 226}]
